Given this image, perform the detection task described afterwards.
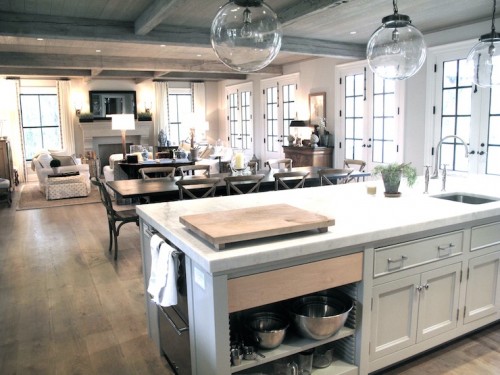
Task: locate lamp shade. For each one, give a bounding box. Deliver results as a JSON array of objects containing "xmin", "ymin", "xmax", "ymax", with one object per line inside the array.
[
  {"xmin": 366, "ymin": 11, "xmax": 426, "ymax": 80},
  {"xmin": 210, "ymin": 0, "xmax": 282, "ymax": 72},
  {"xmin": 111, "ymin": 114, "xmax": 135, "ymax": 131}
]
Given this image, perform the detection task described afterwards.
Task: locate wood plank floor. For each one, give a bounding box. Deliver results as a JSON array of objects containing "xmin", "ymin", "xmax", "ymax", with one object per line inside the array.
[{"xmin": 0, "ymin": 184, "xmax": 498, "ymax": 374}]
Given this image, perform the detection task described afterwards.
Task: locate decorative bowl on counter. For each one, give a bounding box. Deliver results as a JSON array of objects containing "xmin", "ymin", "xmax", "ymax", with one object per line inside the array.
[
  {"xmin": 290, "ymin": 291, "xmax": 353, "ymax": 340},
  {"xmin": 245, "ymin": 312, "xmax": 289, "ymax": 349}
]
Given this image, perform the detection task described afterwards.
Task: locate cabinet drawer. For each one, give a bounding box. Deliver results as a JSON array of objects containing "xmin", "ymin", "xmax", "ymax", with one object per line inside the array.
[
  {"xmin": 471, "ymin": 222, "xmax": 500, "ymax": 252},
  {"xmin": 374, "ymin": 231, "xmax": 463, "ymax": 277},
  {"xmin": 227, "ymin": 252, "xmax": 362, "ymax": 313}
]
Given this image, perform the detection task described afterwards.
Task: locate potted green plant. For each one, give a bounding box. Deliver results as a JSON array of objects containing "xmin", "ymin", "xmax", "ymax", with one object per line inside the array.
[
  {"xmin": 78, "ymin": 112, "xmax": 94, "ymax": 123},
  {"xmin": 372, "ymin": 162, "xmax": 417, "ymax": 196},
  {"xmin": 138, "ymin": 112, "xmax": 152, "ymax": 121},
  {"xmin": 50, "ymin": 158, "xmax": 61, "ymax": 175}
]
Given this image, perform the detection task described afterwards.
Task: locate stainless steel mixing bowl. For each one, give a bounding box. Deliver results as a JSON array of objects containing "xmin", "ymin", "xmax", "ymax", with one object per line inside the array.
[
  {"xmin": 290, "ymin": 292, "xmax": 353, "ymax": 340},
  {"xmin": 246, "ymin": 312, "xmax": 289, "ymax": 349}
]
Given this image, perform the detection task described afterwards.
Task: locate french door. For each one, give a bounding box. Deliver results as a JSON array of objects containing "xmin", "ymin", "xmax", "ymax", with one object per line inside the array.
[
  {"xmin": 336, "ymin": 62, "xmax": 404, "ymax": 170},
  {"xmin": 226, "ymin": 82, "xmax": 254, "ymax": 159},
  {"xmin": 261, "ymin": 74, "xmax": 298, "ymax": 160}
]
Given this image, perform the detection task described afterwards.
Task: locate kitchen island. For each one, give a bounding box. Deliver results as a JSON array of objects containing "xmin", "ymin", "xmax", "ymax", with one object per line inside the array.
[{"xmin": 137, "ymin": 175, "xmax": 500, "ymax": 375}]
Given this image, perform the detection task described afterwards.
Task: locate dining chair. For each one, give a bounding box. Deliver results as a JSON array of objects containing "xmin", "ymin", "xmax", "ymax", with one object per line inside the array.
[
  {"xmin": 344, "ymin": 159, "xmax": 367, "ymax": 182},
  {"xmin": 224, "ymin": 174, "xmax": 265, "ymax": 195},
  {"xmin": 318, "ymin": 168, "xmax": 354, "ymax": 185},
  {"xmin": 91, "ymin": 178, "xmax": 139, "ymax": 260},
  {"xmin": 265, "ymin": 158, "xmax": 293, "ymax": 170},
  {"xmin": 274, "ymin": 171, "xmax": 310, "ymax": 190},
  {"xmin": 177, "ymin": 164, "xmax": 211, "ymax": 177},
  {"xmin": 176, "ymin": 177, "xmax": 222, "ymax": 199},
  {"xmin": 139, "ymin": 166, "xmax": 176, "ymax": 180}
]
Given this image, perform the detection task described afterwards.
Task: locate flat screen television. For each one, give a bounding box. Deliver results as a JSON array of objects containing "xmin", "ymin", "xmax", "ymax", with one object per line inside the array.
[{"xmin": 89, "ymin": 91, "xmax": 137, "ymax": 119}]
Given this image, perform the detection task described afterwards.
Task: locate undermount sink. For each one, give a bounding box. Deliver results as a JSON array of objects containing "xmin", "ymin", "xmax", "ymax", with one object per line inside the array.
[{"xmin": 431, "ymin": 192, "xmax": 500, "ymax": 205}]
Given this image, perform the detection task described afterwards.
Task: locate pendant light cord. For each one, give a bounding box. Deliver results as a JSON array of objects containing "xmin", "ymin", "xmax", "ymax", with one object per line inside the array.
[{"xmin": 393, "ymin": 0, "xmax": 398, "ymax": 15}]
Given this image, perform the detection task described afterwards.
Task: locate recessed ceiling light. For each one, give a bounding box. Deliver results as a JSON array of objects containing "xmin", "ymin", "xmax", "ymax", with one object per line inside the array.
[
  {"xmin": 196, "ymin": 54, "xmax": 202, "ymax": 57},
  {"xmin": 160, "ymin": 44, "xmax": 166, "ymax": 47},
  {"xmin": 96, "ymin": 49, "xmax": 101, "ymax": 53},
  {"xmin": 37, "ymin": 38, "xmax": 44, "ymax": 41},
  {"xmin": 350, "ymin": 31, "xmax": 357, "ymax": 35}
]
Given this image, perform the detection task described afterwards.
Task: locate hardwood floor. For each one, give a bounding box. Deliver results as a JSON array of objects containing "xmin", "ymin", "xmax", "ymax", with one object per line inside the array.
[
  {"xmin": 0, "ymin": 183, "xmax": 498, "ymax": 375},
  {"xmin": 0, "ymin": 184, "xmax": 173, "ymax": 375}
]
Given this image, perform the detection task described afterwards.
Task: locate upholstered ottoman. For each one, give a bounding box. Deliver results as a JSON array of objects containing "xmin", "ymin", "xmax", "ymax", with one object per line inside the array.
[
  {"xmin": 46, "ymin": 175, "xmax": 89, "ymax": 200},
  {"xmin": 0, "ymin": 178, "xmax": 11, "ymax": 207}
]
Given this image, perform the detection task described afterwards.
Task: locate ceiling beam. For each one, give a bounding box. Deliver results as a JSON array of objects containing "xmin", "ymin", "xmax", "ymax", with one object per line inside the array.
[
  {"xmin": 283, "ymin": 36, "xmax": 366, "ymax": 59},
  {"xmin": 279, "ymin": 0, "xmax": 353, "ymax": 27},
  {"xmin": 0, "ymin": 12, "xmax": 365, "ymax": 59},
  {"xmin": 135, "ymin": 0, "xmax": 183, "ymax": 35},
  {"xmin": 0, "ymin": 51, "xmax": 283, "ymax": 75}
]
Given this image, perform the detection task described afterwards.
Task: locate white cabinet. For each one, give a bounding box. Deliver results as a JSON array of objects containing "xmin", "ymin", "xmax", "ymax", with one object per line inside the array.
[
  {"xmin": 464, "ymin": 222, "xmax": 500, "ymax": 324},
  {"xmin": 370, "ymin": 263, "xmax": 462, "ymax": 360}
]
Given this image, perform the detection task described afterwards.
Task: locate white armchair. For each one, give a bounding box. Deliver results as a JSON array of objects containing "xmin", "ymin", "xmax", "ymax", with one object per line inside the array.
[{"xmin": 31, "ymin": 151, "xmax": 91, "ymax": 194}]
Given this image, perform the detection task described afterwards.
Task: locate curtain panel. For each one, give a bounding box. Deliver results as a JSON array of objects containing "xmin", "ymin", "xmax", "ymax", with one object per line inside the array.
[
  {"xmin": 57, "ymin": 80, "xmax": 76, "ymax": 156},
  {"xmin": 154, "ymin": 81, "xmax": 170, "ymax": 145}
]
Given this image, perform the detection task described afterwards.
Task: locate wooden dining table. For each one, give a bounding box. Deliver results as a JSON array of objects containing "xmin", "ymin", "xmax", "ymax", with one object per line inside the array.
[{"xmin": 106, "ymin": 166, "xmax": 371, "ymax": 202}]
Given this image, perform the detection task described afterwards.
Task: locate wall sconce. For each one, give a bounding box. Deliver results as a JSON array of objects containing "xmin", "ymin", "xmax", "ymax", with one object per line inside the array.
[{"xmin": 74, "ymin": 102, "xmax": 82, "ymax": 116}]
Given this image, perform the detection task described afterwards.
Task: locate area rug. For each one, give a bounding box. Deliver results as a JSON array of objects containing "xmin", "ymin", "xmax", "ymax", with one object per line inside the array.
[{"xmin": 17, "ymin": 183, "xmax": 101, "ymax": 210}]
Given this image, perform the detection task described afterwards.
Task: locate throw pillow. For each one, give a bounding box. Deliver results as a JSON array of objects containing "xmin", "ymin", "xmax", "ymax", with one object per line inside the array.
[
  {"xmin": 53, "ymin": 155, "xmax": 76, "ymax": 166},
  {"xmin": 37, "ymin": 153, "xmax": 53, "ymax": 168},
  {"xmin": 200, "ymin": 145, "xmax": 213, "ymax": 159}
]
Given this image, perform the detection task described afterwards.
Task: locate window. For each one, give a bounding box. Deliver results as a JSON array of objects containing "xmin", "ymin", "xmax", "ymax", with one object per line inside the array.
[
  {"xmin": 168, "ymin": 88, "xmax": 192, "ymax": 145},
  {"xmin": 337, "ymin": 62, "xmax": 404, "ymax": 170},
  {"xmin": 20, "ymin": 93, "xmax": 61, "ymax": 160},
  {"xmin": 226, "ymin": 82, "xmax": 253, "ymax": 150},
  {"xmin": 428, "ymin": 44, "xmax": 498, "ymax": 176}
]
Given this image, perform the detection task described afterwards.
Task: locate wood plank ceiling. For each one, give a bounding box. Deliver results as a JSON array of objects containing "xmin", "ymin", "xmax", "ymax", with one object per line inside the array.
[{"xmin": 0, "ymin": 0, "xmax": 495, "ymax": 82}]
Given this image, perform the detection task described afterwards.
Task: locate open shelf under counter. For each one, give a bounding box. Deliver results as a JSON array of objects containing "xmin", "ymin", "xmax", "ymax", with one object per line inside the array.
[{"xmin": 231, "ymin": 327, "xmax": 355, "ymax": 374}]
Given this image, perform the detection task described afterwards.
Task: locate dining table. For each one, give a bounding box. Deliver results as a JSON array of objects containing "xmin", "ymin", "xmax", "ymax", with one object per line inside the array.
[{"xmin": 106, "ymin": 166, "xmax": 371, "ymax": 203}]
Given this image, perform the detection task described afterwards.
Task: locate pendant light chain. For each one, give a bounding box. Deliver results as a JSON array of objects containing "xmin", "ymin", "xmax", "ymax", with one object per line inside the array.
[
  {"xmin": 393, "ymin": 0, "xmax": 398, "ymax": 15},
  {"xmin": 491, "ymin": 0, "xmax": 497, "ymax": 35}
]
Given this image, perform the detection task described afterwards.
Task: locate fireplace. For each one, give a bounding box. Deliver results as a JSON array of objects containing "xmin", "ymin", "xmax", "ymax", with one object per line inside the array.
[{"xmin": 80, "ymin": 120, "xmax": 152, "ymax": 174}]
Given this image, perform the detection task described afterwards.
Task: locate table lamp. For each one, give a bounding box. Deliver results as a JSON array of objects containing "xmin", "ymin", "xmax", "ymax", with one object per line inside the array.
[{"xmin": 111, "ymin": 114, "xmax": 135, "ymax": 160}]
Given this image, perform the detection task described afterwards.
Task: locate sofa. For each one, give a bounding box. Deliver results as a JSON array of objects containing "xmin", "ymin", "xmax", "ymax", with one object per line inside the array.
[
  {"xmin": 177, "ymin": 142, "xmax": 233, "ymax": 174},
  {"xmin": 31, "ymin": 150, "xmax": 91, "ymax": 194}
]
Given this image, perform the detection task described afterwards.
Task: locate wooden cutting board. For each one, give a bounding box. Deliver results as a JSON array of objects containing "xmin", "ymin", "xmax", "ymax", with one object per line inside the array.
[{"xmin": 179, "ymin": 204, "xmax": 335, "ymax": 250}]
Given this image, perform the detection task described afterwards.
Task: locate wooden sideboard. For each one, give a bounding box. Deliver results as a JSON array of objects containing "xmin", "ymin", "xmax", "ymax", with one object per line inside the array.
[{"xmin": 283, "ymin": 146, "xmax": 333, "ymax": 167}]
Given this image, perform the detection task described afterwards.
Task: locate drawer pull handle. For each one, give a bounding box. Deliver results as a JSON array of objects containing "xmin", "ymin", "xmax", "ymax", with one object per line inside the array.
[
  {"xmin": 387, "ymin": 255, "xmax": 408, "ymax": 264},
  {"xmin": 438, "ymin": 243, "xmax": 455, "ymax": 256}
]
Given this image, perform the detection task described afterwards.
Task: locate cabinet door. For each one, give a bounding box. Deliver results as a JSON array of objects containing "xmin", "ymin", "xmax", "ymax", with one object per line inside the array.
[
  {"xmin": 464, "ymin": 252, "xmax": 500, "ymax": 324},
  {"xmin": 370, "ymin": 275, "xmax": 420, "ymax": 360},
  {"xmin": 416, "ymin": 263, "xmax": 461, "ymax": 342}
]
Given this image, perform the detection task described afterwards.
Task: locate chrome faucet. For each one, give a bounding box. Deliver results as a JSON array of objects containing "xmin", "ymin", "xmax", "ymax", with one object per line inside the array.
[{"xmin": 431, "ymin": 135, "xmax": 469, "ymax": 179}]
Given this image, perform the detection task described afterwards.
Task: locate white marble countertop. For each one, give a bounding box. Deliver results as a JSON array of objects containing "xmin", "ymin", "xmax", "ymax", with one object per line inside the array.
[{"xmin": 136, "ymin": 174, "xmax": 500, "ymax": 275}]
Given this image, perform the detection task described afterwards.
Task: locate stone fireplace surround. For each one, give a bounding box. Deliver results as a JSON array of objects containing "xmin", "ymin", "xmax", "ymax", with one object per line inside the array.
[{"xmin": 80, "ymin": 120, "xmax": 152, "ymax": 169}]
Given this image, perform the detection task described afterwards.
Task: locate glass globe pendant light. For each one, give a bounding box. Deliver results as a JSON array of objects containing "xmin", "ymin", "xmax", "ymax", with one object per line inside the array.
[
  {"xmin": 366, "ymin": 0, "xmax": 426, "ymax": 80},
  {"xmin": 210, "ymin": 0, "xmax": 282, "ymax": 73},
  {"xmin": 467, "ymin": 0, "xmax": 500, "ymax": 87}
]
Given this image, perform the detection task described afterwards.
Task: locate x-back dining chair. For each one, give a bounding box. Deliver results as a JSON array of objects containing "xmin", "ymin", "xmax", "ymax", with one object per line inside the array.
[
  {"xmin": 318, "ymin": 168, "xmax": 354, "ymax": 185},
  {"xmin": 224, "ymin": 174, "xmax": 265, "ymax": 195},
  {"xmin": 274, "ymin": 171, "xmax": 310, "ymax": 190},
  {"xmin": 91, "ymin": 178, "xmax": 139, "ymax": 260},
  {"xmin": 139, "ymin": 166, "xmax": 176, "ymax": 180},
  {"xmin": 175, "ymin": 177, "xmax": 222, "ymax": 199},
  {"xmin": 177, "ymin": 164, "xmax": 211, "ymax": 178},
  {"xmin": 344, "ymin": 159, "xmax": 367, "ymax": 182},
  {"xmin": 265, "ymin": 158, "xmax": 293, "ymax": 170}
]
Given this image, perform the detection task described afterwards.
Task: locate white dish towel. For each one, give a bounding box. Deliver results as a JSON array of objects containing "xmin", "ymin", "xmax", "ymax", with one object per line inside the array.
[{"xmin": 147, "ymin": 235, "xmax": 178, "ymax": 307}]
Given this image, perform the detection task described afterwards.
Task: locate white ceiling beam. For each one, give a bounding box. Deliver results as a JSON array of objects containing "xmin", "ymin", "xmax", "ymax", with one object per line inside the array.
[
  {"xmin": 135, "ymin": 0, "xmax": 183, "ymax": 35},
  {"xmin": 282, "ymin": 36, "xmax": 366, "ymax": 59}
]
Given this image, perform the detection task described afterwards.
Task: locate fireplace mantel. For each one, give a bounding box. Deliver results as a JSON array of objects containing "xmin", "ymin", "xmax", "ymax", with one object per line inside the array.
[{"xmin": 80, "ymin": 120, "xmax": 152, "ymax": 151}]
